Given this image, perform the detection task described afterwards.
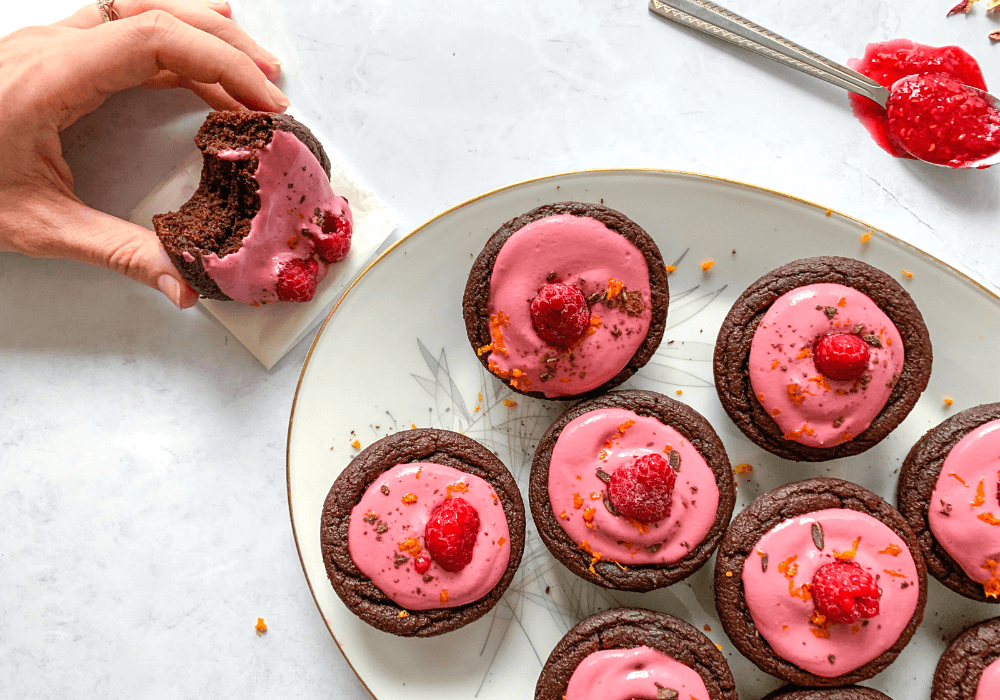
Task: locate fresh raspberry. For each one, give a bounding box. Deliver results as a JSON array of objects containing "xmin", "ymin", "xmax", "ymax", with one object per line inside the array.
[
  {"xmin": 530, "ymin": 282, "xmax": 590, "ymax": 347},
  {"xmin": 811, "ymin": 561, "xmax": 880, "ymax": 625},
  {"xmin": 425, "ymin": 498, "xmax": 481, "ymax": 573},
  {"xmin": 607, "ymin": 453, "xmax": 677, "ymax": 523},
  {"xmin": 813, "ymin": 333, "xmax": 871, "ymax": 381},
  {"xmin": 276, "ymin": 257, "xmax": 319, "ymax": 302},
  {"xmin": 413, "ymin": 554, "xmax": 431, "ymax": 575},
  {"xmin": 313, "ymin": 213, "xmax": 352, "ymax": 264}
]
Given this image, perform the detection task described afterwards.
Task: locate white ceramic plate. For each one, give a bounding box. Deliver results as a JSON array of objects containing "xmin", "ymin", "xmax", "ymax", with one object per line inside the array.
[{"xmin": 287, "ymin": 170, "xmax": 1000, "ymax": 699}]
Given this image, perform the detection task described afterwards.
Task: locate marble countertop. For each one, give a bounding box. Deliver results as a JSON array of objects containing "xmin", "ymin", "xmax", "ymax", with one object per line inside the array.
[{"xmin": 2, "ymin": 1, "xmax": 998, "ymax": 697}]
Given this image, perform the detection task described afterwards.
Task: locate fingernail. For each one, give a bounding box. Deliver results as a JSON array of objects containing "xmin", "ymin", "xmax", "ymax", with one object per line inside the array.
[
  {"xmin": 157, "ymin": 274, "xmax": 182, "ymax": 308},
  {"xmin": 255, "ymin": 57, "xmax": 281, "ymax": 81},
  {"xmin": 256, "ymin": 42, "xmax": 282, "ymax": 67},
  {"xmin": 265, "ymin": 81, "xmax": 290, "ymax": 111}
]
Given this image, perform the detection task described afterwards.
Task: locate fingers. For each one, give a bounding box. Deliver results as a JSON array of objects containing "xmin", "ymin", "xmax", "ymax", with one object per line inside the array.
[
  {"xmin": 57, "ymin": 0, "xmax": 231, "ymax": 28},
  {"xmin": 18, "ymin": 194, "xmax": 199, "ymax": 309},
  {"xmin": 57, "ymin": 0, "xmax": 280, "ymax": 81},
  {"xmin": 144, "ymin": 69, "xmax": 245, "ymax": 111},
  {"xmin": 50, "ymin": 10, "xmax": 287, "ymax": 127}
]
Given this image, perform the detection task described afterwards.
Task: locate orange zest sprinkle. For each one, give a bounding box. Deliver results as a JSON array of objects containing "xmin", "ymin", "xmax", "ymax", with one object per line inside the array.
[
  {"xmin": 979, "ymin": 512, "xmax": 1000, "ymax": 526},
  {"xmin": 879, "ymin": 544, "xmax": 902, "ymax": 556},
  {"xmin": 840, "ymin": 430, "xmax": 854, "ymax": 444},
  {"xmin": 401, "ymin": 493, "xmax": 418, "ymax": 505},
  {"xmin": 445, "ymin": 482, "xmax": 469, "ymax": 500},
  {"xmin": 364, "ymin": 509, "xmax": 378, "ymax": 520},
  {"xmin": 476, "ymin": 343, "xmax": 492, "ymax": 356},
  {"xmin": 973, "ymin": 479, "xmax": 986, "ymax": 508},
  {"xmin": 573, "ymin": 493, "xmax": 584, "ymax": 509},
  {"xmin": 725, "ymin": 571, "xmax": 733, "ymax": 577},
  {"xmin": 771, "ymin": 408, "xmax": 781, "ymax": 416},
  {"xmin": 825, "ymin": 209, "xmax": 833, "ymax": 217},
  {"xmin": 502, "ymin": 399, "xmax": 517, "ymax": 407},
  {"xmin": 575, "ymin": 475, "xmax": 582, "ymax": 480},
  {"xmin": 498, "ymin": 537, "xmax": 505, "ymax": 548},
  {"xmin": 944, "ymin": 396, "xmax": 954, "ymax": 407},
  {"xmin": 351, "ymin": 439, "xmax": 361, "ymax": 449},
  {"xmin": 582, "ymin": 507, "xmax": 597, "ymax": 529},
  {"xmin": 834, "ymin": 537, "xmax": 862, "ymax": 561},
  {"xmin": 487, "ymin": 311, "xmax": 510, "ymax": 357},
  {"xmin": 852, "ymin": 624, "xmax": 861, "ymax": 634},
  {"xmin": 886, "ymin": 337, "xmax": 893, "ymax": 346},
  {"xmin": 589, "ymin": 492, "xmax": 602, "ymax": 500},
  {"xmin": 398, "ymin": 537, "xmax": 422, "ymax": 558},
  {"xmin": 675, "ymin": 389, "xmax": 683, "ymax": 395},
  {"xmin": 559, "ymin": 510, "xmax": 569, "ymax": 520},
  {"xmin": 796, "ymin": 347, "xmax": 812, "ymax": 359},
  {"xmin": 411, "ymin": 423, "xmax": 416, "ymax": 429},
  {"xmin": 786, "ymin": 383, "xmax": 813, "ymax": 406},
  {"xmin": 440, "ymin": 589, "xmax": 449, "ymax": 604},
  {"xmin": 809, "ymin": 626, "xmax": 831, "ymax": 639},
  {"xmin": 782, "ymin": 625, "xmax": 790, "ymax": 631},
  {"xmin": 615, "ymin": 561, "xmax": 627, "ymax": 571},
  {"xmin": 808, "ymin": 375, "xmax": 832, "ymax": 392},
  {"xmin": 701, "ymin": 260, "xmax": 715, "ymax": 272},
  {"xmin": 606, "ymin": 278, "xmax": 625, "ymax": 299},
  {"xmin": 560, "ymin": 376, "xmax": 572, "ymax": 383},
  {"xmin": 580, "ymin": 540, "xmax": 602, "ymax": 575},
  {"xmin": 626, "ymin": 517, "xmax": 650, "ymax": 534},
  {"xmin": 415, "ymin": 464, "xmax": 424, "ymax": 479},
  {"xmin": 902, "ymin": 270, "xmax": 913, "ymax": 279},
  {"xmin": 949, "ymin": 473, "xmax": 969, "ymax": 487},
  {"xmin": 771, "ymin": 359, "xmax": 781, "ymax": 370},
  {"xmin": 861, "ymin": 230, "xmax": 872, "ymax": 243},
  {"xmin": 665, "ymin": 265, "xmax": 677, "ymax": 273},
  {"xmin": 255, "ymin": 618, "xmax": 267, "ymax": 635},
  {"xmin": 757, "ymin": 392, "xmax": 765, "ymax": 402},
  {"xmin": 783, "ymin": 424, "xmax": 816, "ymax": 442},
  {"xmin": 883, "ymin": 569, "xmax": 907, "ymax": 578},
  {"xmin": 982, "ymin": 559, "xmax": 1000, "ymax": 598},
  {"xmin": 733, "ymin": 463, "xmax": 753, "ymax": 476},
  {"xmin": 837, "ymin": 297, "xmax": 847, "ymax": 307},
  {"xmin": 398, "ymin": 610, "xmax": 409, "ymax": 618}
]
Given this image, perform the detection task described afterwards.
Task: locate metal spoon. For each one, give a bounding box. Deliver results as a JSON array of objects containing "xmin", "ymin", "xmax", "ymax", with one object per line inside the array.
[{"xmin": 648, "ymin": 0, "xmax": 1000, "ymax": 169}]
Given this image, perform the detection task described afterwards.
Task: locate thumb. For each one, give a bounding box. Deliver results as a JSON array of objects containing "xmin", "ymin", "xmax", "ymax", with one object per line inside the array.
[{"xmin": 41, "ymin": 199, "xmax": 200, "ymax": 309}]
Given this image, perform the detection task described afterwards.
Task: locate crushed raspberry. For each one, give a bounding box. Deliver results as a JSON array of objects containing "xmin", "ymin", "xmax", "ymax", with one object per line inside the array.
[
  {"xmin": 813, "ymin": 333, "xmax": 870, "ymax": 381},
  {"xmin": 276, "ymin": 257, "xmax": 319, "ymax": 302},
  {"xmin": 529, "ymin": 282, "xmax": 590, "ymax": 347},
  {"xmin": 313, "ymin": 213, "xmax": 353, "ymax": 263},
  {"xmin": 811, "ymin": 561, "xmax": 880, "ymax": 625},
  {"xmin": 607, "ymin": 453, "xmax": 677, "ymax": 523},
  {"xmin": 413, "ymin": 554, "xmax": 431, "ymax": 575},
  {"xmin": 425, "ymin": 497, "xmax": 480, "ymax": 572}
]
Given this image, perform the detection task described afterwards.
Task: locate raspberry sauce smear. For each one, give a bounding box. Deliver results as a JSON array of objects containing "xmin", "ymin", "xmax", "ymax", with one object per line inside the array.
[{"xmin": 848, "ymin": 39, "xmax": 1000, "ymax": 167}]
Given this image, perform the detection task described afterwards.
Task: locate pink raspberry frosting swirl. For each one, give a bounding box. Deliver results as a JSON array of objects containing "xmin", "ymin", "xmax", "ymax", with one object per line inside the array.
[
  {"xmin": 548, "ymin": 408, "xmax": 720, "ymax": 565},
  {"xmin": 201, "ymin": 129, "xmax": 352, "ymax": 304},
  {"xmin": 486, "ymin": 214, "xmax": 652, "ymax": 398},
  {"xmin": 564, "ymin": 647, "xmax": 710, "ymax": 700},
  {"xmin": 347, "ymin": 462, "xmax": 510, "ymax": 610},
  {"xmin": 977, "ymin": 657, "xmax": 1000, "ymax": 700},
  {"xmin": 741, "ymin": 508, "xmax": 920, "ymax": 678},
  {"xmin": 749, "ymin": 283, "xmax": 904, "ymax": 448},
  {"xmin": 928, "ymin": 418, "xmax": 1000, "ymax": 597}
]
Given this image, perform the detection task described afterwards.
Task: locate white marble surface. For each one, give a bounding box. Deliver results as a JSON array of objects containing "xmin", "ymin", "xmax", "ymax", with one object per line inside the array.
[{"xmin": 2, "ymin": 1, "xmax": 998, "ymax": 698}]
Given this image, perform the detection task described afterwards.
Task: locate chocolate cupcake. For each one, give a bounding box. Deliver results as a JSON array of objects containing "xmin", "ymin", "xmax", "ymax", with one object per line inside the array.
[
  {"xmin": 715, "ymin": 478, "xmax": 927, "ymax": 687},
  {"xmin": 154, "ymin": 110, "xmax": 352, "ymax": 305},
  {"xmin": 932, "ymin": 616, "xmax": 1000, "ymax": 700},
  {"xmin": 320, "ymin": 428, "xmax": 525, "ymax": 636},
  {"xmin": 535, "ymin": 608, "xmax": 738, "ymax": 700},
  {"xmin": 463, "ymin": 202, "xmax": 669, "ymax": 401},
  {"xmin": 896, "ymin": 403, "xmax": 1000, "ymax": 603},
  {"xmin": 714, "ymin": 256, "xmax": 932, "ymax": 461},
  {"xmin": 761, "ymin": 687, "xmax": 893, "ymax": 700},
  {"xmin": 529, "ymin": 390, "xmax": 735, "ymax": 591}
]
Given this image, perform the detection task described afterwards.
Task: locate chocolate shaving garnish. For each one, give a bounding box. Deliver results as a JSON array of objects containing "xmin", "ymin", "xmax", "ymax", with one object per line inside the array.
[
  {"xmin": 761, "ymin": 553, "xmax": 769, "ymax": 572},
  {"xmin": 833, "ymin": 416, "xmax": 845, "ymax": 428},
  {"xmin": 604, "ymin": 298, "xmax": 614, "ymax": 308},
  {"xmin": 887, "ymin": 372, "xmax": 901, "ymax": 389},
  {"xmin": 375, "ymin": 521, "xmax": 388, "ymax": 534},
  {"xmin": 815, "ymin": 304, "xmax": 823, "ymax": 310},
  {"xmin": 862, "ymin": 334, "xmax": 882, "ymax": 348},
  {"xmin": 656, "ymin": 688, "xmax": 679, "ymax": 700},
  {"xmin": 859, "ymin": 375, "xmax": 872, "ymax": 389},
  {"xmin": 299, "ymin": 194, "xmax": 307, "ymax": 204},
  {"xmin": 828, "ymin": 654, "xmax": 836, "ymax": 664},
  {"xmin": 423, "ymin": 574, "xmax": 434, "ymax": 583},
  {"xmin": 603, "ymin": 496, "xmax": 620, "ymax": 517},
  {"xmin": 680, "ymin": 541, "xmax": 689, "ymax": 549},
  {"xmin": 853, "ymin": 322, "xmax": 865, "ymax": 335},
  {"xmin": 393, "ymin": 553, "xmax": 408, "ymax": 567},
  {"xmin": 380, "ymin": 485, "xmax": 390, "ymax": 495},
  {"xmin": 646, "ymin": 543, "xmax": 663, "ymax": 554},
  {"xmin": 610, "ymin": 328, "xmax": 622, "ymax": 338},
  {"xmin": 586, "ymin": 291, "xmax": 605, "ymax": 305},
  {"xmin": 546, "ymin": 271, "xmax": 557, "ymax": 282},
  {"xmin": 901, "ymin": 582, "xmax": 909, "ymax": 589},
  {"xmin": 691, "ymin": 486, "xmax": 698, "ymax": 494},
  {"xmin": 823, "ymin": 306, "xmax": 837, "ymax": 319},
  {"xmin": 596, "ymin": 469, "xmax": 611, "ymax": 483},
  {"xmin": 668, "ymin": 450, "xmax": 681, "ymax": 472},
  {"xmin": 812, "ymin": 522, "xmax": 825, "ymax": 551},
  {"xmin": 363, "ymin": 513, "xmax": 378, "ymax": 524},
  {"xmin": 540, "ymin": 372, "xmax": 555, "ymax": 382}
]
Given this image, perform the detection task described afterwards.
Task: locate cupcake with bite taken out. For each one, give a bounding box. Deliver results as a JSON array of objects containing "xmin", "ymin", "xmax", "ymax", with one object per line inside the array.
[
  {"xmin": 931, "ymin": 616, "xmax": 1000, "ymax": 700},
  {"xmin": 320, "ymin": 428, "xmax": 524, "ymax": 636}
]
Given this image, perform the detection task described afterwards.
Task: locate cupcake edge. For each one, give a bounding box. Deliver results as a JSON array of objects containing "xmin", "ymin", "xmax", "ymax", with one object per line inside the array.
[
  {"xmin": 713, "ymin": 256, "xmax": 933, "ymax": 462},
  {"xmin": 462, "ymin": 201, "xmax": 669, "ymax": 401},
  {"xmin": 320, "ymin": 428, "xmax": 525, "ymax": 637},
  {"xmin": 896, "ymin": 402, "xmax": 1000, "ymax": 603},
  {"xmin": 528, "ymin": 390, "xmax": 736, "ymax": 591},
  {"xmin": 931, "ymin": 616, "xmax": 1000, "ymax": 700},
  {"xmin": 714, "ymin": 477, "xmax": 928, "ymax": 687},
  {"xmin": 534, "ymin": 608, "xmax": 738, "ymax": 700}
]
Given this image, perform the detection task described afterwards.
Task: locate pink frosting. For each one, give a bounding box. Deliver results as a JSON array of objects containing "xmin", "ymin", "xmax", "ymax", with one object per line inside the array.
[
  {"xmin": 548, "ymin": 408, "xmax": 719, "ymax": 564},
  {"xmin": 486, "ymin": 214, "xmax": 652, "ymax": 398},
  {"xmin": 347, "ymin": 462, "xmax": 511, "ymax": 610},
  {"xmin": 201, "ymin": 130, "xmax": 352, "ymax": 304},
  {"xmin": 742, "ymin": 508, "xmax": 920, "ymax": 678},
  {"xmin": 977, "ymin": 657, "xmax": 1000, "ymax": 700},
  {"xmin": 749, "ymin": 283, "xmax": 905, "ymax": 448},
  {"xmin": 928, "ymin": 419, "xmax": 1000, "ymax": 591},
  {"xmin": 565, "ymin": 646, "xmax": 710, "ymax": 700}
]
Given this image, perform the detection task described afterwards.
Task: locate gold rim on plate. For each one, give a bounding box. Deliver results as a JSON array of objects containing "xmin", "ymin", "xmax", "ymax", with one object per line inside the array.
[{"xmin": 284, "ymin": 167, "xmax": 999, "ymax": 699}]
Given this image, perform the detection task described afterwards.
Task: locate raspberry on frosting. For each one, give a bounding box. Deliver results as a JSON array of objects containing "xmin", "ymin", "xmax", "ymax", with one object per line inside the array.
[
  {"xmin": 811, "ymin": 560, "xmax": 880, "ymax": 625},
  {"xmin": 530, "ymin": 282, "xmax": 591, "ymax": 347},
  {"xmin": 813, "ymin": 333, "xmax": 871, "ymax": 381},
  {"xmin": 425, "ymin": 497, "xmax": 481, "ymax": 573},
  {"xmin": 276, "ymin": 257, "xmax": 319, "ymax": 302},
  {"xmin": 313, "ymin": 212, "xmax": 353, "ymax": 264},
  {"xmin": 607, "ymin": 453, "xmax": 677, "ymax": 523}
]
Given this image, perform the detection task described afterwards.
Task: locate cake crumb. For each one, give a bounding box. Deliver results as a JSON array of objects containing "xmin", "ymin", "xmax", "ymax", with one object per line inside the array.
[{"xmin": 255, "ymin": 618, "xmax": 267, "ymax": 636}]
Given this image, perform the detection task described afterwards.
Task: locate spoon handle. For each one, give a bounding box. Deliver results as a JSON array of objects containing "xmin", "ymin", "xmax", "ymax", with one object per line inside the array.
[{"xmin": 649, "ymin": 0, "xmax": 890, "ymax": 107}]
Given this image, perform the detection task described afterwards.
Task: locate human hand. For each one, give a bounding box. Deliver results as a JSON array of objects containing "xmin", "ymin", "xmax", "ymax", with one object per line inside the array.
[{"xmin": 0, "ymin": 1, "xmax": 288, "ymax": 309}]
